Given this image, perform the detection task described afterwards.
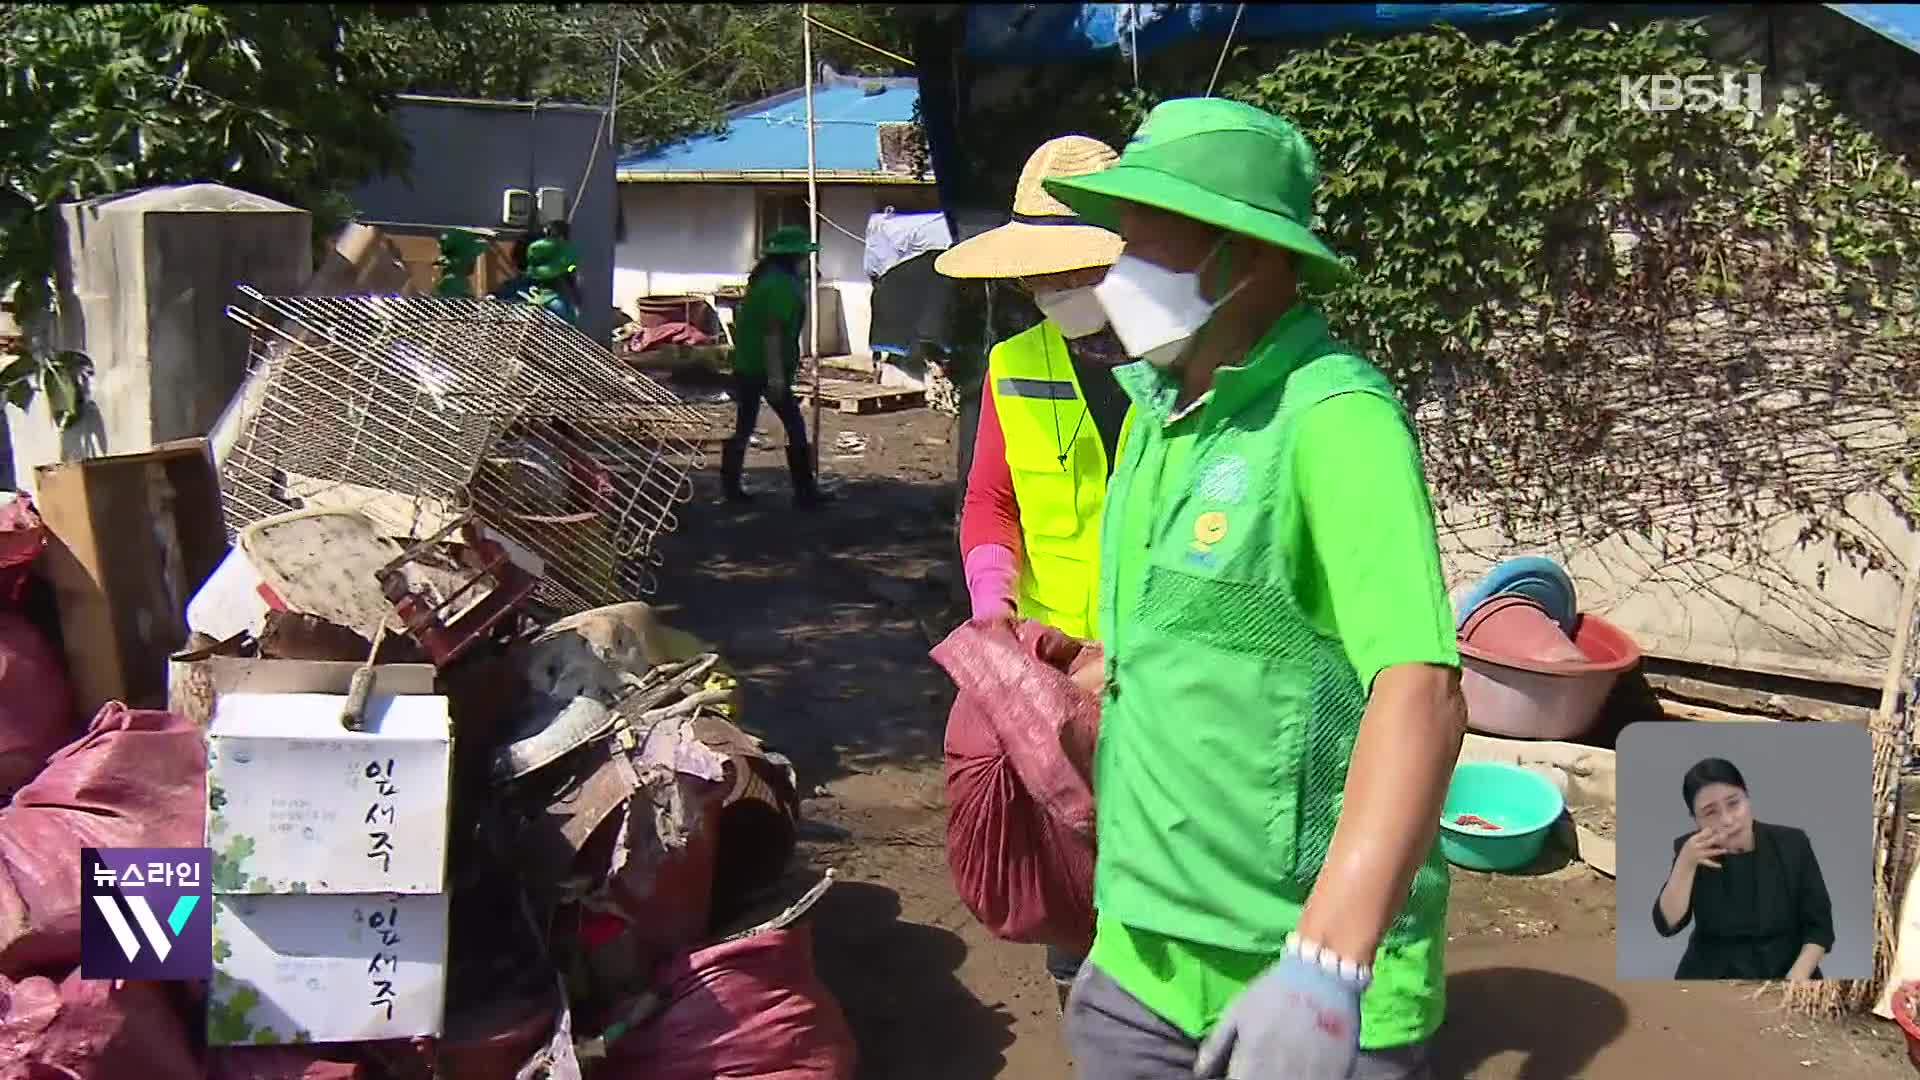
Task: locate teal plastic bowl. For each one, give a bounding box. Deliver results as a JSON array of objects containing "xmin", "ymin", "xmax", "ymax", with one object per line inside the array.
[{"xmin": 1438, "ymin": 761, "xmax": 1567, "ymax": 872}]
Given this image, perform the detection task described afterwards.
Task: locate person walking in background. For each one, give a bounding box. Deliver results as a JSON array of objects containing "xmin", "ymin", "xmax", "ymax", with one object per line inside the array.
[
  {"xmin": 934, "ymin": 135, "xmax": 1132, "ymax": 1013},
  {"xmin": 722, "ymin": 225, "xmax": 831, "ymax": 508},
  {"xmin": 1044, "ymin": 98, "xmax": 1467, "ymax": 1080},
  {"xmin": 1653, "ymin": 757, "xmax": 1834, "ymax": 980}
]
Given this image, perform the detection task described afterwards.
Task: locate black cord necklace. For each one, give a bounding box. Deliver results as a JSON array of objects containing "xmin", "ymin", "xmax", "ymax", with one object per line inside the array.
[{"xmin": 1041, "ymin": 329, "xmax": 1089, "ymax": 471}]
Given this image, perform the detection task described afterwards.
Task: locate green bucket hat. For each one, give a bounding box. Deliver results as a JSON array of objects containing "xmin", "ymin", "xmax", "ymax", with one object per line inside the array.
[
  {"xmin": 1043, "ymin": 97, "xmax": 1353, "ymax": 288},
  {"xmin": 763, "ymin": 225, "xmax": 821, "ymax": 257},
  {"xmin": 525, "ymin": 236, "xmax": 578, "ymax": 282},
  {"xmin": 436, "ymin": 228, "xmax": 490, "ymax": 266}
]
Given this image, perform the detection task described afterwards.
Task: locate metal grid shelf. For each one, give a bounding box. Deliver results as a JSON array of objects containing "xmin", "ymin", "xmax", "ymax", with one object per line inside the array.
[{"xmin": 221, "ymin": 288, "xmax": 705, "ymax": 614}]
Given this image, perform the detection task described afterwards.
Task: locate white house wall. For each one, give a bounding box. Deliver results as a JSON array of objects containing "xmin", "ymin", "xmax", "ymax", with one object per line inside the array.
[{"xmin": 615, "ymin": 183, "xmax": 901, "ymax": 360}]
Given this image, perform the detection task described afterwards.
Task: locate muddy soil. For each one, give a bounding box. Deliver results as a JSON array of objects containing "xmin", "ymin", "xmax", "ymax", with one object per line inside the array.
[{"xmin": 648, "ymin": 405, "xmax": 1908, "ymax": 1080}]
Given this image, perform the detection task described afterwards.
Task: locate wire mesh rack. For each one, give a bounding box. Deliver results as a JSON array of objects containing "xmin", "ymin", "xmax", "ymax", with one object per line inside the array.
[{"xmin": 219, "ymin": 288, "xmax": 706, "ymax": 615}]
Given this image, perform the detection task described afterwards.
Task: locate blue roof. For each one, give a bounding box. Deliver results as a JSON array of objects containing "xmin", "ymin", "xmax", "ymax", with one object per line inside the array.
[
  {"xmin": 618, "ymin": 70, "xmax": 921, "ymax": 178},
  {"xmin": 1827, "ymin": 4, "xmax": 1920, "ymax": 54}
]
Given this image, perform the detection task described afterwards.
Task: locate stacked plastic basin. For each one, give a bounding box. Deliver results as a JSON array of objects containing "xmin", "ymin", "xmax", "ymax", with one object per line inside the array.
[{"xmin": 1453, "ymin": 556, "xmax": 1642, "ymax": 741}]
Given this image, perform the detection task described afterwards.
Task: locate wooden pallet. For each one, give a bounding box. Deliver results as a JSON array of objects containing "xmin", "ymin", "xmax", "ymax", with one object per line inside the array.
[{"xmin": 796, "ymin": 379, "xmax": 925, "ymax": 415}]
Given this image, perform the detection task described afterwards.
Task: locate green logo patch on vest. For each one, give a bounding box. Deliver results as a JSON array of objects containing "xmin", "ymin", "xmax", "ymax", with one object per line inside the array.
[{"xmin": 1196, "ymin": 454, "xmax": 1250, "ymax": 504}]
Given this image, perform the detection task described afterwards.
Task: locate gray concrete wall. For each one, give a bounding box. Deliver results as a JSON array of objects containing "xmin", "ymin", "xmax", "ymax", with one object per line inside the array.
[
  {"xmin": 353, "ymin": 96, "xmax": 617, "ymax": 343},
  {"xmin": 4, "ymin": 184, "xmax": 311, "ymax": 496}
]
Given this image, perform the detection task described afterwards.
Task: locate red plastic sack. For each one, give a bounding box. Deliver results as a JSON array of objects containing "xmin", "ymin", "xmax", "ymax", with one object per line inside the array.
[
  {"xmin": 931, "ymin": 619, "xmax": 1100, "ymax": 955},
  {"xmin": 0, "ymin": 494, "xmax": 45, "ymax": 610},
  {"xmin": 0, "ymin": 612, "xmax": 75, "ymax": 799},
  {"xmin": 0, "ymin": 969, "xmax": 200, "ymax": 1080},
  {"xmin": 0, "ymin": 704, "xmax": 207, "ymax": 977},
  {"xmin": 207, "ymin": 1047, "xmax": 368, "ymax": 1080},
  {"xmin": 606, "ymin": 924, "xmax": 856, "ymax": 1080}
]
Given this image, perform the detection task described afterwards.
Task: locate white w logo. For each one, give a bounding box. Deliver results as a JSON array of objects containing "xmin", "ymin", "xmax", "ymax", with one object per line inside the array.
[{"xmin": 91, "ymin": 895, "xmax": 197, "ymax": 962}]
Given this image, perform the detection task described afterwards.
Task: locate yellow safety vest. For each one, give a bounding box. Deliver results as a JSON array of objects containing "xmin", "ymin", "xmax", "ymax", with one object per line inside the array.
[{"xmin": 985, "ymin": 320, "xmax": 1132, "ymax": 640}]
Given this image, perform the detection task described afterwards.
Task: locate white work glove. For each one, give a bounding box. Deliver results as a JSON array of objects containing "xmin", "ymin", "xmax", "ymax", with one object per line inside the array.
[{"xmin": 1194, "ymin": 950, "xmax": 1363, "ymax": 1080}]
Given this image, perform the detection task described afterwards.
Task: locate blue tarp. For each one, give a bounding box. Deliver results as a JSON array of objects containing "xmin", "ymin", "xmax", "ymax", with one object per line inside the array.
[
  {"xmin": 1826, "ymin": 4, "xmax": 1920, "ymax": 55},
  {"xmin": 617, "ymin": 73, "xmax": 919, "ymax": 175},
  {"xmin": 962, "ymin": 3, "xmax": 1563, "ymax": 63}
]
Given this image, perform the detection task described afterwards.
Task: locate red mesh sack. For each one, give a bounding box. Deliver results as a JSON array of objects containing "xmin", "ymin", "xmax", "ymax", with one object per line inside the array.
[
  {"xmin": 604, "ymin": 924, "xmax": 856, "ymax": 1080},
  {"xmin": 0, "ymin": 495, "xmax": 45, "ymax": 610},
  {"xmin": 0, "ymin": 612, "xmax": 75, "ymax": 799},
  {"xmin": 206, "ymin": 1047, "xmax": 369, "ymax": 1080},
  {"xmin": 931, "ymin": 619, "xmax": 1100, "ymax": 955},
  {"xmin": 0, "ymin": 969, "xmax": 200, "ymax": 1080},
  {"xmin": 0, "ymin": 704, "xmax": 207, "ymax": 977}
]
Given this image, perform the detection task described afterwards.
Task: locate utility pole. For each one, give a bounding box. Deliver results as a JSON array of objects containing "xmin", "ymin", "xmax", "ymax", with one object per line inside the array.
[{"xmin": 803, "ymin": 4, "xmax": 823, "ymax": 478}]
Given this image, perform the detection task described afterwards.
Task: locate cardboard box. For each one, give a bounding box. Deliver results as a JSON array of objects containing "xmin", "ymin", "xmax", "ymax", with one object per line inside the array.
[
  {"xmin": 33, "ymin": 438, "xmax": 227, "ymax": 716},
  {"xmin": 168, "ymin": 648, "xmax": 436, "ymax": 730},
  {"xmin": 208, "ymin": 687, "xmax": 451, "ymax": 895},
  {"xmin": 209, "ymin": 891, "xmax": 448, "ymax": 1045}
]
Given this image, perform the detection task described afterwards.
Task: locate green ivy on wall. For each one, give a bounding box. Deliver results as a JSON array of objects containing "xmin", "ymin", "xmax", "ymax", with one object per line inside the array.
[{"xmin": 944, "ymin": 15, "xmax": 1920, "ymax": 570}]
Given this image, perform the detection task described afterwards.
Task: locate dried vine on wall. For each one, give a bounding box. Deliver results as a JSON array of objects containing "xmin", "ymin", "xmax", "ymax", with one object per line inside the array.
[
  {"xmin": 941, "ymin": 17, "xmax": 1919, "ymax": 586},
  {"xmin": 1235, "ymin": 19, "xmax": 1919, "ymax": 574}
]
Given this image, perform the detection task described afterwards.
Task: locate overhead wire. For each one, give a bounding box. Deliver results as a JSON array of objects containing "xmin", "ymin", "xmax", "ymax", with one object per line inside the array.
[
  {"xmin": 803, "ymin": 13, "xmax": 914, "ymax": 69},
  {"xmin": 1206, "ymin": 3, "xmax": 1248, "ymax": 98}
]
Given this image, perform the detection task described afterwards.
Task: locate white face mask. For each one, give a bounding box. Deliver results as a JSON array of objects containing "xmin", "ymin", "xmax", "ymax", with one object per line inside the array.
[
  {"xmin": 1032, "ymin": 284, "xmax": 1109, "ymax": 339},
  {"xmin": 1093, "ymin": 241, "xmax": 1249, "ymax": 367}
]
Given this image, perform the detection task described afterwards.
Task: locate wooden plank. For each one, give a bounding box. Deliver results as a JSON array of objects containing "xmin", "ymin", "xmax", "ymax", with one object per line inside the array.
[
  {"xmin": 34, "ymin": 441, "xmax": 227, "ymax": 714},
  {"xmin": 1656, "ymin": 697, "xmax": 1778, "ymax": 724},
  {"xmin": 795, "ymin": 380, "xmax": 924, "ymax": 415},
  {"xmin": 1642, "ymin": 671, "xmax": 1875, "ymax": 725}
]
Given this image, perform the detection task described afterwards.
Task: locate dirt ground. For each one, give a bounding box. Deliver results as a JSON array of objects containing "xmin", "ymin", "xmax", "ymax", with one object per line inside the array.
[{"xmin": 648, "ymin": 403, "xmax": 1912, "ymax": 1080}]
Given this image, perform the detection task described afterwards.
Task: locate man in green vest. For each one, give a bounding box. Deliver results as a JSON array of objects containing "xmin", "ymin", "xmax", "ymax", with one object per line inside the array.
[
  {"xmin": 934, "ymin": 134, "xmax": 1132, "ymax": 1012},
  {"xmin": 1044, "ymin": 98, "xmax": 1467, "ymax": 1079},
  {"xmin": 723, "ymin": 225, "xmax": 831, "ymax": 507}
]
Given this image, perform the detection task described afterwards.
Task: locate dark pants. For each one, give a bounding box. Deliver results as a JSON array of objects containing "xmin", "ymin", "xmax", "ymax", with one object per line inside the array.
[
  {"xmin": 720, "ymin": 372, "xmax": 817, "ymax": 497},
  {"xmin": 1066, "ymin": 962, "xmax": 1434, "ymax": 1080},
  {"xmin": 1048, "ymin": 944, "xmax": 1086, "ymax": 982}
]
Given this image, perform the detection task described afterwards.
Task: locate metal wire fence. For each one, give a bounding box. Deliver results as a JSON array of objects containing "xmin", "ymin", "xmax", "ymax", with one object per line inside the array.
[{"xmin": 220, "ymin": 289, "xmax": 705, "ymax": 614}]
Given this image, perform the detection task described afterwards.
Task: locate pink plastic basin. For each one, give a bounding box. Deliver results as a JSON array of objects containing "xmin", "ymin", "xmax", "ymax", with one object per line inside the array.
[
  {"xmin": 1459, "ymin": 595, "xmax": 1587, "ymax": 666},
  {"xmin": 1458, "ymin": 612, "xmax": 1641, "ymax": 741}
]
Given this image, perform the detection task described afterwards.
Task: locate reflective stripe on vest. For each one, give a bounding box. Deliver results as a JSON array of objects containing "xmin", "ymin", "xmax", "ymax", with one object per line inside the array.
[
  {"xmin": 996, "ymin": 377, "xmax": 1079, "ymax": 401},
  {"xmin": 985, "ymin": 321, "xmax": 1115, "ymax": 640}
]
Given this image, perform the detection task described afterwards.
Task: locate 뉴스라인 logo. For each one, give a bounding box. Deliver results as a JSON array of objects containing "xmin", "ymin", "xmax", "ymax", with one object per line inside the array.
[{"xmin": 80, "ymin": 847, "xmax": 212, "ymax": 980}]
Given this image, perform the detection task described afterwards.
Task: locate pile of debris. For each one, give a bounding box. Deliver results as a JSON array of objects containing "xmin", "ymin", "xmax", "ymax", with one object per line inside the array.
[{"xmin": 0, "ymin": 297, "xmax": 858, "ymax": 1077}]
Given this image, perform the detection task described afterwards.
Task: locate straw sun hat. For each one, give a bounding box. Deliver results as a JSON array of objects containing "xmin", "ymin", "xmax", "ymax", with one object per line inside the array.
[{"xmin": 934, "ymin": 135, "xmax": 1125, "ymax": 280}]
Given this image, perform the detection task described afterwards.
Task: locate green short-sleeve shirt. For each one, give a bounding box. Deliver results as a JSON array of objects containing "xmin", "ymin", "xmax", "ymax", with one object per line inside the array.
[
  {"xmin": 1088, "ymin": 312, "xmax": 1458, "ymax": 1050},
  {"xmin": 732, "ymin": 265, "xmax": 805, "ymax": 379}
]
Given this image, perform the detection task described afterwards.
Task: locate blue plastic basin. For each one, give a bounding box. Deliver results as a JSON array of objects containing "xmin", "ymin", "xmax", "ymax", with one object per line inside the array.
[{"xmin": 1438, "ymin": 761, "xmax": 1567, "ymax": 872}]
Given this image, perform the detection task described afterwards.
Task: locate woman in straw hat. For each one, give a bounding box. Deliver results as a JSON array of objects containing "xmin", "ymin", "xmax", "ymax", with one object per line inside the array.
[
  {"xmin": 722, "ymin": 225, "xmax": 832, "ymax": 508},
  {"xmin": 935, "ymin": 134, "xmax": 1132, "ymax": 1013}
]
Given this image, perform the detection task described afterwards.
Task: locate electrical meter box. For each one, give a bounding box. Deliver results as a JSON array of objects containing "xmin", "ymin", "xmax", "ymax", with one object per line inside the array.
[{"xmin": 500, "ymin": 188, "xmax": 533, "ymax": 227}]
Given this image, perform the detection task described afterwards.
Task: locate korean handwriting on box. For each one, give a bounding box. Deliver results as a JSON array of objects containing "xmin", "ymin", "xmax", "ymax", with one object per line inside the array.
[
  {"xmin": 364, "ymin": 759, "xmax": 398, "ymax": 875},
  {"xmin": 366, "ymin": 902, "xmax": 401, "ymax": 1021},
  {"xmin": 91, "ymin": 860, "xmax": 203, "ymax": 890}
]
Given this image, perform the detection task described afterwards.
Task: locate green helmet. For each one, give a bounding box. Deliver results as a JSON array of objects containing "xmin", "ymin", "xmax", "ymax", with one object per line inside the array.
[
  {"xmin": 763, "ymin": 225, "xmax": 820, "ymax": 257},
  {"xmin": 525, "ymin": 236, "xmax": 578, "ymax": 282},
  {"xmin": 436, "ymin": 228, "xmax": 489, "ymax": 265}
]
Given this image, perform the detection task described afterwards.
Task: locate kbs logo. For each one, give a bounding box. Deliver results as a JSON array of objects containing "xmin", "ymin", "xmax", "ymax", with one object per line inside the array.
[
  {"xmin": 79, "ymin": 847, "xmax": 212, "ymax": 980},
  {"xmin": 1619, "ymin": 73, "xmax": 1763, "ymax": 114}
]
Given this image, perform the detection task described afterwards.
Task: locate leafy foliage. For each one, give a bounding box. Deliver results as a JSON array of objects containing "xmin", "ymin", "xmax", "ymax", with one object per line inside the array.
[
  {"xmin": 363, "ymin": 4, "xmax": 915, "ymax": 153},
  {"xmin": 0, "ymin": 3, "xmax": 421, "ymax": 425},
  {"xmin": 0, "ymin": 4, "xmax": 910, "ymax": 428},
  {"xmin": 946, "ymin": 16, "xmax": 1920, "ymax": 574}
]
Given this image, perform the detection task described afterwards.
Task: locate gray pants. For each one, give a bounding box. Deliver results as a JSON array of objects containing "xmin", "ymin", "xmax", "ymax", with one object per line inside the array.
[{"xmin": 1066, "ymin": 962, "xmax": 1434, "ymax": 1080}]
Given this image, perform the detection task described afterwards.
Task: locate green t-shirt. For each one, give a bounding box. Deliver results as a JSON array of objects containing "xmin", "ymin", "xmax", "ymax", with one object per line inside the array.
[
  {"xmin": 1089, "ymin": 342, "xmax": 1459, "ymax": 1050},
  {"xmin": 732, "ymin": 265, "xmax": 805, "ymax": 379}
]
